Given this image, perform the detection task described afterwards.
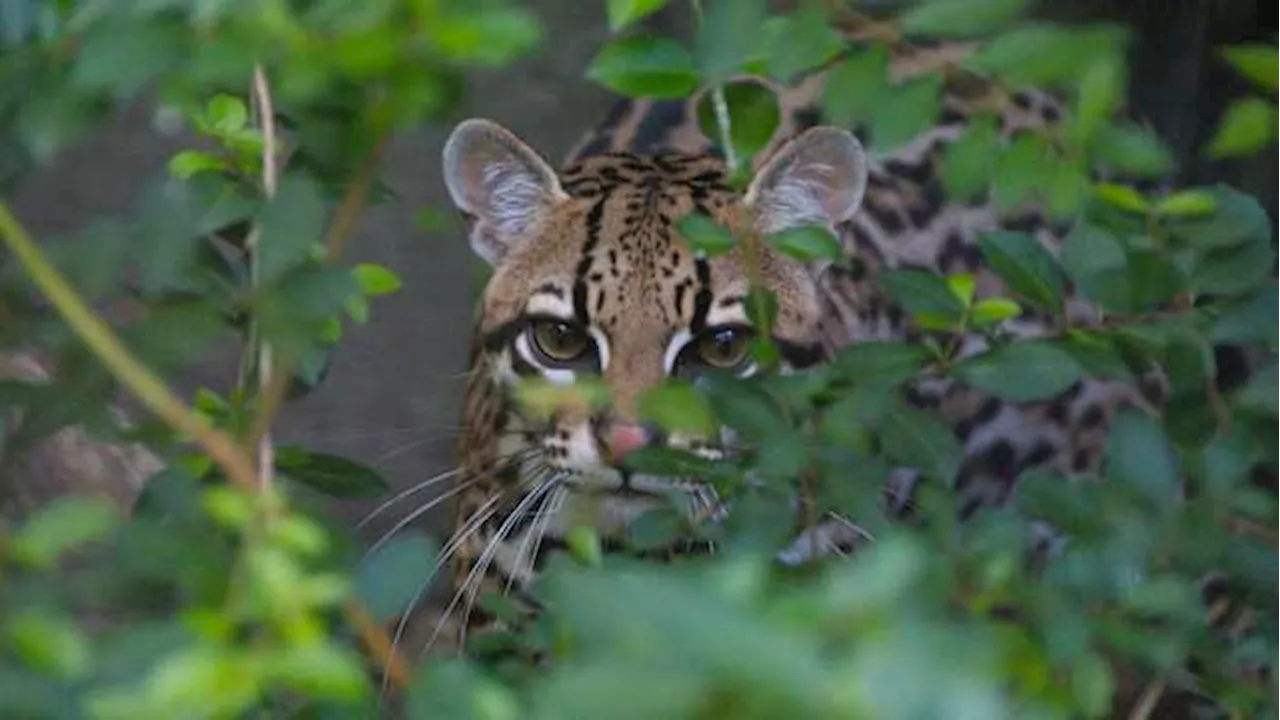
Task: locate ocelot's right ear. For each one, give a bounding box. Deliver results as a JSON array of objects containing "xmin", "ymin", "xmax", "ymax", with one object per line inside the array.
[{"xmin": 442, "ymin": 119, "xmax": 567, "ymax": 265}]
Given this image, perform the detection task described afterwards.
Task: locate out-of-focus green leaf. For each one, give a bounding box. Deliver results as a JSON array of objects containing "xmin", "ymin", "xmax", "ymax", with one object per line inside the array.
[
  {"xmin": 992, "ymin": 132, "xmax": 1049, "ymax": 210},
  {"xmin": 4, "ymin": 611, "xmax": 92, "ymax": 680},
  {"xmin": 11, "ymin": 497, "xmax": 119, "ymax": 570},
  {"xmin": 693, "ymin": 0, "xmax": 767, "ymax": 83},
  {"xmin": 879, "ymin": 402, "xmax": 963, "ymax": 485},
  {"xmin": 587, "ymin": 34, "xmax": 700, "ymax": 99},
  {"xmin": 899, "ymin": 0, "xmax": 1026, "ymax": 38},
  {"xmin": 1089, "ymin": 122, "xmax": 1173, "ymax": 178},
  {"xmin": 276, "ymin": 447, "xmax": 390, "ymax": 498},
  {"xmin": 676, "ymin": 212, "xmax": 735, "ymax": 255},
  {"xmin": 606, "ymin": 0, "xmax": 670, "ymax": 31},
  {"xmin": 1221, "ymin": 43, "xmax": 1278, "ymax": 91},
  {"xmin": 970, "ymin": 297, "xmax": 1021, "ymax": 327},
  {"xmin": 762, "ymin": 7, "xmax": 845, "ymax": 81},
  {"xmin": 941, "ymin": 115, "xmax": 998, "ymax": 203},
  {"xmin": 830, "ymin": 341, "xmax": 934, "ymax": 386},
  {"xmin": 429, "ymin": 7, "xmax": 542, "ymax": 67},
  {"xmin": 952, "ymin": 341, "xmax": 1084, "ymax": 403},
  {"xmin": 821, "ymin": 47, "xmax": 890, "ymax": 127},
  {"xmin": 978, "ymin": 231, "xmax": 1066, "ymax": 310},
  {"xmin": 1106, "ymin": 409, "xmax": 1179, "ymax": 504},
  {"xmin": 965, "ymin": 25, "xmax": 1126, "ymax": 88},
  {"xmin": 880, "ymin": 269, "xmax": 967, "ymax": 331},
  {"xmin": 353, "ymin": 263, "xmax": 402, "ymax": 297},
  {"xmin": 638, "ymin": 380, "xmax": 716, "ymax": 437},
  {"xmin": 870, "ymin": 74, "xmax": 942, "ymax": 151},
  {"xmin": 354, "ymin": 531, "xmax": 437, "ymax": 624},
  {"xmin": 695, "ymin": 80, "xmax": 780, "ymax": 164},
  {"xmin": 764, "ymin": 225, "xmax": 842, "ymax": 263},
  {"xmin": 1207, "ymin": 97, "xmax": 1279, "ymax": 158},
  {"xmin": 258, "ymin": 174, "xmax": 328, "ymax": 283}
]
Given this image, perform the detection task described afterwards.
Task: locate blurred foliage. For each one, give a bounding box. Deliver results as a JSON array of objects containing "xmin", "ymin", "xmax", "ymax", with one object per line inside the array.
[{"xmin": 0, "ymin": 1, "xmax": 1276, "ymax": 719}]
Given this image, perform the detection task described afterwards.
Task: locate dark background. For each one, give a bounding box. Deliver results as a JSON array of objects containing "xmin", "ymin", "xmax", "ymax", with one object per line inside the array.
[{"xmin": 8, "ymin": 0, "xmax": 1274, "ymax": 544}]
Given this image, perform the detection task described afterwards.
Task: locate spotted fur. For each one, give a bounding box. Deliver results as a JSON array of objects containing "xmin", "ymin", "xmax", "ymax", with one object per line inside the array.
[{"xmin": 426, "ymin": 37, "xmax": 1169, "ymax": 652}]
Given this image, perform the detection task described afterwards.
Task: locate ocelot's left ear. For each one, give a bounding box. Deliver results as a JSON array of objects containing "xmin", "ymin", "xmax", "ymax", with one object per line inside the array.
[{"xmin": 743, "ymin": 126, "xmax": 868, "ymax": 235}]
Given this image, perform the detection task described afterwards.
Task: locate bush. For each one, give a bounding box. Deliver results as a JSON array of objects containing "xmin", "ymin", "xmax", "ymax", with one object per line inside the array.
[{"xmin": 0, "ymin": 1, "xmax": 1274, "ymax": 718}]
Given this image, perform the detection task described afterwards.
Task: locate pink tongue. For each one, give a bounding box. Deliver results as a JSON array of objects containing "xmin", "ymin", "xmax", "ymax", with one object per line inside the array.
[{"xmin": 608, "ymin": 424, "xmax": 649, "ymax": 462}]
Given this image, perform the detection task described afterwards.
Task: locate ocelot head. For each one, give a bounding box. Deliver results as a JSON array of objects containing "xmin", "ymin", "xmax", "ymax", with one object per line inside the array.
[{"xmin": 441, "ymin": 118, "xmax": 869, "ymax": 551}]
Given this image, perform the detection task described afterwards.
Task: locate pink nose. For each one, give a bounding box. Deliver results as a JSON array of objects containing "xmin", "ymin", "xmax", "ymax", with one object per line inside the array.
[{"xmin": 607, "ymin": 423, "xmax": 650, "ymax": 463}]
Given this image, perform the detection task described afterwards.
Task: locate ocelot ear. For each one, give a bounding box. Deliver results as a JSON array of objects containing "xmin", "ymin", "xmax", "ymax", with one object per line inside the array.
[
  {"xmin": 442, "ymin": 118, "xmax": 567, "ymax": 265},
  {"xmin": 743, "ymin": 126, "xmax": 869, "ymax": 236}
]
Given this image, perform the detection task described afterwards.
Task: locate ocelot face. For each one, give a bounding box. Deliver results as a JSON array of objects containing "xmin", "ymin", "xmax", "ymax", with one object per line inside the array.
[{"xmin": 443, "ymin": 119, "xmax": 868, "ymax": 542}]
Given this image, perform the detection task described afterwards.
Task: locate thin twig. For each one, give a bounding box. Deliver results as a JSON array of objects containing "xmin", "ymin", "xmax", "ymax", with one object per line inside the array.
[
  {"xmin": 0, "ymin": 203, "xmax": 259, "ymax": 491},
  {"xmin": 690, "ymin": 0, "xmax": 738, "ymax": 173},
  {"xmin": 1128, "ymin": 679, "xmax": 1166, "ymax": 720},
  {"xmin": 345, "ymin": 601, "xmax": 413, "ymax": 690},
  {"xmin": 250, "ymin": 64, "xmax": 279, "ymax": 495}
]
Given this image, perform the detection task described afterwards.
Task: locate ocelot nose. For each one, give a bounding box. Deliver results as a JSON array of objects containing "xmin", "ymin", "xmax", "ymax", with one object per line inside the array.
[{"xmin": 606, "ymin": 422, "xmax": 656, "ymax": 464}]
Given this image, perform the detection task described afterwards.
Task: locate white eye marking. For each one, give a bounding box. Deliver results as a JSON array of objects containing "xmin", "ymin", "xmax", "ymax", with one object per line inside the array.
[
  {"xmin": 663, "ymin": 328, "xmax": 692, "ymax": 374},
  {"xmin": 588, "ymin": 325, "xmax": 611, "ymax": 371},
  {"xmin": 526, "ymin": 290, "xmax": 573, "ymax": 317}
]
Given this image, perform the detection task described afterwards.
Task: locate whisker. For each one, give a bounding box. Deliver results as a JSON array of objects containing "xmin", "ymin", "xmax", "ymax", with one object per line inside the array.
[
  {"xmin": 357, "ymin": 446, "xmax": 537, "ymax": 529},
  {"xmin": 523, "ymin": 483, "xmax": 568, "ymax": 586},
  {"xmin": 380, "ymin": 492, "xmax": 505, "ymax": 694},
  {"xmin": 503, "ymin": 474, "xmax": 564, "ymax": 595},
  {"xmin": 423, "ymin": 475, "xmax": 559, "ymax": 660},
  {"xmin": 456, "ymin": 475, "xmax": 559, "ymax": 652},
  {"xmin": 363, "ymin": 477, "xmax": 485, "ymax": 561}
]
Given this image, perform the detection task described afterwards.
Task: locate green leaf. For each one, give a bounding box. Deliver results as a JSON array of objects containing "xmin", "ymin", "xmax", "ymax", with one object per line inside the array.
[
  {"xmin": 1207, "ymin": 97, "xmax": 1279, "ymax": 158},
  {"xmin": 693, "ymin": 0, "xmax": 767, "ymax": 83},
  {"xmin": 1188, "ymin": 234, "xmax": 1275, "ymax": 296},
  {"xmin": 1164, "ymin": 184, "xmax": 1272, "ymax": 249},
  {"xmin": 1070, "ymin": 652, "xmax": 1114, "ymax": 719},
  {"xmin": 978, "ymin": 231, "xmax": 1066, "ymax": 310},
  {"xmin": 1234, "ymin": 360, "xmax": 1277, "ymax": 417},
  {"xmin": 992, "ymin": 132, "xmax": 1050, "ymax": 210},
  {"xmin": 1221, "ymin": 43, "xmax": 1278, "ymax": 91},
  {"xmin": 1106, "ymin": 409, "xmax": 1179, "ymax": 503},
  {"xmin": 587, "ymin": 34, "xmax": 700, "ymax": 98},
  {"xmin": 899, "ymin": 0, "xmax": 1026, "ymax": 38},
  {"xmin": 762, "ymin": 7, "xmax": 845, "ymax": 81},
  {"xmin": 354, "ymin": 531, "xmax": 437, "ymax": 624},
  {"xmin": 606, "ymin": 0, "xmax": 670, "ymax": 31},
  {"xmin": 941, "ymin": 116, "xmax": 998, "ymax": 202},
  {"xmin": 830, "ymin": 341, "xmax": 934, "ymax": 386},
  {"xmin": 72, "ymin": 20, "xmax": 181, "ymax": 97},
  {"xmin": 879, "ymin": 401, "xmax": 963, "ymax": 484},
  {"xmin": 4, "ymin": 611, "xmax": 91, "ymax": 680},
  {"xmin": 764, "ymin": 224, "xmax": 842, "ymax": 263},
  {"xmin": 870, "ymin": 74, "xmax": 942, "ymax": 151},
  {"xmin": 626, "ymin": 506, "xmax": 688, "ymax": 551},
  {"xmin": 1092, "ymin": 182, "xmax": 1149, "ymax": 213},
  {"xmin": 168, "ymin": 150, "xmax": 227, "ymax": 180},
  {"xmin": 695, "ymin": 80, "xmax": 781, "ymax": 164},
  {"xmin": 638, "ymin": 380, "xmax": 716, "ymax": 437},
  {"xmin": 952, "ymin": 341, "xmax": 1084, "ymax": 403},
  {"xmin": 202, "ymin": 95, "xmax": 249, "ymax": 136},
  {"xmin": 1060, "ymin": 225, "xmax": 1128, "ymax": 309},
  {"xmin": 407, "ymin": 660, "xmax": 519, "ymax": 720},
  {"xmin": 964, "ymin": 25, "xmax": 1125, "ymax": 88},
  {"xmin": 820, "ymin": 48, "xmax": 890, "ymax": 127},
  {"xmin": 1208, "ymin": 286, "xmax": 1278, "ymax": 348},
  {"xmin": 133, "ymin": 178, "xmax": 204, "ymax": 293},
  {"xmin": 970, "ymin": 297, "xmax": 1022, "ymax": 327},
  {"xmin": 676, "ymin": 212, "xmax": 735, "ymax": 255},
  {"xmin": 121, "ymin": 304, "xmax": 228, "ymax": 370},
  {"xmin": 429, "ymin": 7, "xmax": 542, "ymax": 67},
  {"xmin": 259, "ymin": 174, "xmax": 328, "ymax": 283},
  {"xmin": 272, "ymin": 641, "xmax": 370, "ymax": 702},
  {"xmin": 353, "ymin": 263, "xmax": 402, "ymax": 296},
  {"xmin": 566, "ymin": 526, "xmax": 603, "ymax": 567},
  {"xmin": 11, "ymin": 497, "xmax": 119, "ymax": 569},
  {"xmin": 276, "ymin": 447, "xmax": 390, "ymax": 498},
  {"xmin": 1072, "ymin": 55, "xmax": 1123, "ymax": 146},
  {"xmin": 1089, "ymin": 122, "xmax": 1173, "ymax": 178},
  {"xmin": 1155, "ymin": 189, "xmax": 1218, "ymax": 218},
  {"xmin": 880, "ymin": 269, "xmax": 967, "ymax": 331}
]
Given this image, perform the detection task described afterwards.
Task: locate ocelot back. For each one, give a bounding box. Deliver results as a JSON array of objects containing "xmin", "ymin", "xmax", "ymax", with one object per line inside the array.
[{"xmin": 425, "ymin": 35, "xmax": 1163, "ymax": 650}]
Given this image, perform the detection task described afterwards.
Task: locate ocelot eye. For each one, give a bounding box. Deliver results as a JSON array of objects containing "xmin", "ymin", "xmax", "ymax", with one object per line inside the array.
[
  {"xmin": 677, "ymin": 325, "xmax": 754, "ymax": 377},
  {"xmin": 527, "ymin": 318, "xmax": 593, "ymax": 366}
]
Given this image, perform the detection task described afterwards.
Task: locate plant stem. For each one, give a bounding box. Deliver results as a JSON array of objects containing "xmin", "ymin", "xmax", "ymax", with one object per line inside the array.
[
  {"xmin": 250, "ymin": 64, "xmax": 279, "ymax": 495},
  {"xmin": 0, "ymin": 202, "xmax": 259, "ymax": 491},
  {"xmin": 690, "ymin": 0, "xmax": 738, "ymax": 173}
]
